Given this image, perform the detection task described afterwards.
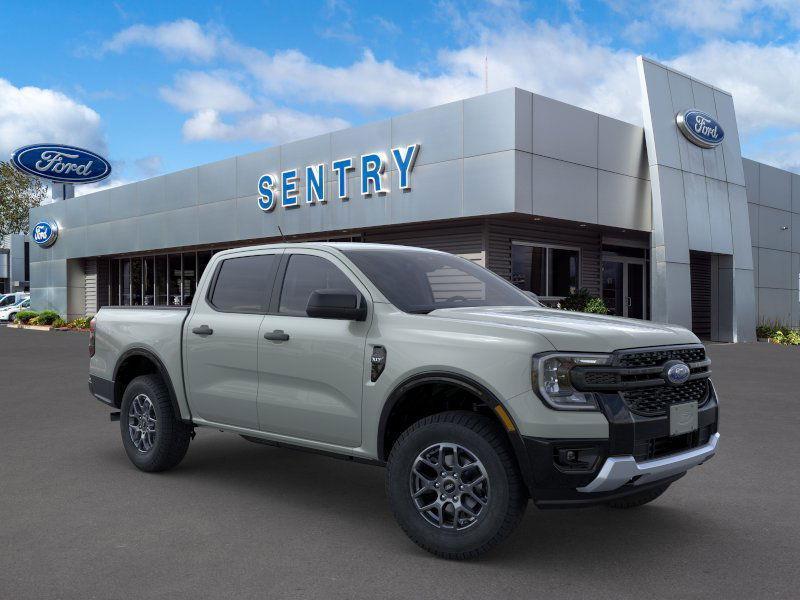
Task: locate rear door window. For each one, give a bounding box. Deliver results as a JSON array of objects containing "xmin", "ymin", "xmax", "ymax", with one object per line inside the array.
[{"xmin": 209, "ymin": 254, "xmax": 279, "ymax": 313}]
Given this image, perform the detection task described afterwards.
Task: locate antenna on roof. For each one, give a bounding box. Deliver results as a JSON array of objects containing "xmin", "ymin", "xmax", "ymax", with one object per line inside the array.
[
  {"xmin": 484, "ymin": 53, "xmax": 488, "ymax": 94},
  {"xmin": 277, "ymin": 225, "xmax": 288, "ymax": 243}
]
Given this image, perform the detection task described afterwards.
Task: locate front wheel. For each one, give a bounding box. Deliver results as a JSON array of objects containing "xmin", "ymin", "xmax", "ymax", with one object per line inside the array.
[
  {"xmin": 386, "ymin": 411, "xmax": 527, "ymax": 560},
  {"xmin": 120, "ymin": 374, "xmax": 192, "ymax": 472}
]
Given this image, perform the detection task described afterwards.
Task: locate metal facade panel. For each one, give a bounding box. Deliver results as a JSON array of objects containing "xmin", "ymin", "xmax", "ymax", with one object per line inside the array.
[
  {"xmin": 197, "ymin": 157, "xmax": 237, "ymax": 205},
  {"xmin": 462, "ymin": 89, "xmax": 517, "ymax": 157},
  {"xmin": 597, "ymin": 170, "xmax": 650, "ymax": 231},
  {"xmin": 690, "ymin": 81, "xmax": 726, "ymax": 182},
  {"xmin": 638, "ymin": 58, "xmax": 681, "ymax": 169},
  {"xmin": 683, "ymin": 171, "xmax": 712, "ymax": 252},
  {"xmin": 138, "ymin": 175, "xmax": 168, "ymax": 216},
  {"xmin": 162, "ymin": 167, "xmax": 200, "ymax": 211},
  {"xmin": 236, "ymin": 147, "xmax": 281, "ymax": 197},
  {"xmin": 793, "ymin": 174, "xmax": 800, "ymax": 214},
  {"xmin": 742, "ymin": 158, "xmax": 759, "ymax": 204},
  {"xmin": 713, "ymin": 90, "xmax": 746, "ymax": 186},
  {"xmin": 706, "ymin": 179, "xmax": 733, "ymax": 255},
  {"xmin": 757, "ymin": 248, "xmax": 791, "ymax": 289},
  {"xmin": 392, "ymin": 101, "xmax": 463, "ymax": 166},
  {"xmin": 597, "ymin": 116, "xmax": 649, "ymax": 180},
  {"xmin": 758, "ymin": 205, "xmax": 792, "ymax": 251},
  {"xmin": 532, "ymin": 94, "xmax": 599, "ymax": 168},
  {"xmin": 759, "ymin": 163, "xmax": 792, "ymax": 211},
  {"xmin": 514, "ymin": 89, "xmax": 533, "ymax": 154},
  {"xmin": 728, "ymin": 184, "xmax": 753, "ymax": 270},
  {"xmin": 531, "ymin": 155, "xmax": 598, "ymax": 223},
  {"xmin": 667, "ymin": 70, "xmax": 704, "ymax": 176},
  {"xmin": 463, "ymin": 151, "xmax": 517, "ymax": 216},
  {"xmin": 748, "ymin": 203, "xmax": 759, "ymax": 246},
  {"xmin": 389, "ymin": 159, "xmax": 463, "ymax": 224},
  {"xmin": 758, "ymin": 287, "xmax": 791, "ymax": 323}
]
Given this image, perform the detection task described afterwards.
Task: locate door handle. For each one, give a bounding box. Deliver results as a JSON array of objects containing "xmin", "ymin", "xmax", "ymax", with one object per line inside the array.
[
  {"xmin": 192, "ymin": 325, "xmax": 214, "ymax": 336},
  {"xmin": 264, "ymin": 329, "xmax": 290, "ymax": 342}
]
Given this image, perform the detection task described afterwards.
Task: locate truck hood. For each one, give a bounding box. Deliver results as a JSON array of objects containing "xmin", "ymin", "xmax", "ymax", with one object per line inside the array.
[{"xmin": 426, "ymin": 306, "xmax": 699, "ymax": 353}]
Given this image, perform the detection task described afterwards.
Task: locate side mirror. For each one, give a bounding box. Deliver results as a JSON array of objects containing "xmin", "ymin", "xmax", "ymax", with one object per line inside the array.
[{"xmin": 306, "ymin": 289, "xmax": 367, "ymax": 321}]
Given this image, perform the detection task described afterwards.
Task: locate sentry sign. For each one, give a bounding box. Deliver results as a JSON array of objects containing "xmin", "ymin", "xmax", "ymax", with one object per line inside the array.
[
  {"xmin": 676, "ymin": 110, "xmax": 725, "ymax": 149},
  {"xmin": 11, "ymin": 144, "xmax": 112, "ymax": 184},
  {"xmin": 257, "ymin": 144, "xmax": 419, "ymax": 212}
]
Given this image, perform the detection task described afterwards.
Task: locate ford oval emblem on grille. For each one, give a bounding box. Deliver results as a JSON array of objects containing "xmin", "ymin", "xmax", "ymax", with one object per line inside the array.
[{"xmin": 664, "ymin": 361, "xmax": 691, "ymax": 386}]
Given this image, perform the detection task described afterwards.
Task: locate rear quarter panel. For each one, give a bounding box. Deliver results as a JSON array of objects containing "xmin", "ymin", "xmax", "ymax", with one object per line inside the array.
[{"xmin": 90, "ymin": 307, "xmax": 190, "ymax": 418}]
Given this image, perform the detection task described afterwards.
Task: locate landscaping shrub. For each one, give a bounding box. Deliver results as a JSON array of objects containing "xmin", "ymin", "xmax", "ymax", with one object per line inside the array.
[
  {"xmin": 560, "ymin": 289, "xmax": 609, "ymax": 315},
  {"xmin": 13, "ymin": 310, "xmax": 39, "ymax": 324},
  {"xmin": 756, "ymin": 320, "xmax": 800, "ymax": 345},
  {"xmin": 30, "ymin": 310, "xmax": 61, "ymax": 326},
  {"xmin": 68, "ymin": 316, "xmax": 93, "ymax": 329}
]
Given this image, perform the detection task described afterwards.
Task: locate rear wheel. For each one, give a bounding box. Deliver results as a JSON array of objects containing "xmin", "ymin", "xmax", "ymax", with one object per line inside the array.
[
  {"xmin": 606, "ymin": 483, "xmax": 670, "ymax": 508},
  {"xmin": 386, "ymin": 411, "xmax": 527, "ymax": 560},
  {"xmin": 120, "ymin": 374, "xmax": 192, "ymax": 472}
]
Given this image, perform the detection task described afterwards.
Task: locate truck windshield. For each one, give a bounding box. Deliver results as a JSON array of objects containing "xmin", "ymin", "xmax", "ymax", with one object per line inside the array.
[{"xmin": 342, "ymin": 248, "xmax": 541, "ymax": 314}]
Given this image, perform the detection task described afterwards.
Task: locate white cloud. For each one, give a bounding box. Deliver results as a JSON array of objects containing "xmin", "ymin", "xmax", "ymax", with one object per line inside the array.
[
  {"xmin": 0, "ymin": 78, "xmax": 106, "ymax": 159},
  {"xmin": 160, "ymin": 71, "xmax": 254, "ymax": 113},
  {"xmin": 668, "ymin": 40, "xmax": 800, "ymax": 132},
  {"xmin": 134, "ymin": 155, "xmax": 163, "ymax": 177},
  {"xmin": 182, "ymin": 108, "xmax": 348, "ymax": 143},
  {"xmin": 102, "ymin": 19, "xmax": 220, "ymax": 61}
]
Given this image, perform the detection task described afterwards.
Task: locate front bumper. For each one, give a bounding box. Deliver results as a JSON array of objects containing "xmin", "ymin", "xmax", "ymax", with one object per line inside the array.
[
  {"xmin": 519, "ymin": 380, "xmax": 719, "ymax": 508},
  {"xmin": 577, "ymin": 432, "xmax": 719, "ymax": 493}
]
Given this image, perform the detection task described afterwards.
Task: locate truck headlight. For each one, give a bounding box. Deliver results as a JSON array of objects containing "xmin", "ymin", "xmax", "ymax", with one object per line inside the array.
[{"xmin": 532, "ymin": 353, "xmax": 611, "ymax": 411}]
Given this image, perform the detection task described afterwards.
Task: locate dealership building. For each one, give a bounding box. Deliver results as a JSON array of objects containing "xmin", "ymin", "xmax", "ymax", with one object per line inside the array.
[{"xmin": 25, "ymin": 56, "xmax": 800, "ymax": 341}]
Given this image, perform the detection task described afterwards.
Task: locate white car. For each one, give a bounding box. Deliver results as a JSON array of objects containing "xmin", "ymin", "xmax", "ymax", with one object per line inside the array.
[
  {"xmin": 0, "ymin": 297, "xmax": 31, "ymax": 322},
  {"xmin": 0, "ymin": 292, "xmax": 28, "ymax": 308}
]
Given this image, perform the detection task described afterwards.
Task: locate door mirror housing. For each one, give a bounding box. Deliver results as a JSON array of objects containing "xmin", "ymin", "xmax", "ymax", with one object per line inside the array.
[{"xmin": 306, "ymin": 289, "xmax": 367, "ymax": 321}]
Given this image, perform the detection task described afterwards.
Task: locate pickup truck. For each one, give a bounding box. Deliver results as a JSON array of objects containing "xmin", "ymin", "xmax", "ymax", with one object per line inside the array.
[{"xmin": 89, "ymin": 242, "xmax": 719, "ymax": 559}]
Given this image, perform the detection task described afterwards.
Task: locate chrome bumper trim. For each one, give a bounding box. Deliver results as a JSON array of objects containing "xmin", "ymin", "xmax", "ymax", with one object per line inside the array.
[{"xmin": 577, "ymin": 432, "xmax": 720, "ymax": 494}]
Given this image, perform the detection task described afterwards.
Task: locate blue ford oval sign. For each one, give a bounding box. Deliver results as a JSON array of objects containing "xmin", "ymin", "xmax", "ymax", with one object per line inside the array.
[
  {"xmin": 676, "ymin": 110, "xmax": 725, "ymax": 149},
  {"xmin": 664, "ymin": 361, "xmax": 691, "ymax": 386},
  {"xmin": 31, "ymin": 220, "xmax": 59, "ymax": 247},
  {"xmin": 11, "ymin": 144, "xmax": 111, "ymax": 184}
]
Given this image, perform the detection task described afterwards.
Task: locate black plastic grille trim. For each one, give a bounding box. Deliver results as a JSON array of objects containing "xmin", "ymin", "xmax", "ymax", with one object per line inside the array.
[
  {"xmin": 616, "ymin": 346, "xmax": 706, "ymax": 368},
  {"xmin": 621, "ymin": 378, "xmax": 709, "ymax": 417}
]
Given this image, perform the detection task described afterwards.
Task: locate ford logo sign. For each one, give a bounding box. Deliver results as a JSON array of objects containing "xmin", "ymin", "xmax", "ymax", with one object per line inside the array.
[
  {"xmin": 676, "ymin": 109, "xmax": 725, "ymax": 149},
  {"xmin": 31, "ymin": 220, "xmax": 59, "ymax": 247},
  {"xmin": 10, "ymin": 144, "xmax": 111, "ymax": 184},
  {"xmin": 664, "ymin": 361, "xmax": 691, "ymax": 386}
]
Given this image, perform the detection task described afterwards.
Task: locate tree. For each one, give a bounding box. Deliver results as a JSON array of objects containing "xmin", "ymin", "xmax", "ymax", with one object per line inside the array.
[{"xmin": 0, "ymin": 160, "xmax": 47, "ymax": 238}]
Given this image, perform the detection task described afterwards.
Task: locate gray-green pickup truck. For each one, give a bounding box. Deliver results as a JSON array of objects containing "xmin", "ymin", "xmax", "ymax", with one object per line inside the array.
[{"xmin": 89, "ymin": 243, "xmax": 719, "ymax": 559}]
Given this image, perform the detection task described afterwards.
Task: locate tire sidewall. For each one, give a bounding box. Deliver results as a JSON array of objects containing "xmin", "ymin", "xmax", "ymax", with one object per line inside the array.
[
  {"xmin": 388, "ymin": 420, "xmax": 513, "ymax": 555},
  {"xmin": 119, "ymin": 377, "xmax": 168, "ymax": 470}
]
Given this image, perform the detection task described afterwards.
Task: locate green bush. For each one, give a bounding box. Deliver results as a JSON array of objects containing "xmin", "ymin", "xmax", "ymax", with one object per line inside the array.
[
  {"xmin": 757, "ymin": 320, "xmax": 800, "ymax": 345},
  {"xmin": 13, "ymin": 310, "xmax": 39, "ymax": 324},
  {"xmin": 68, "ymin": 316, "xmax": 93, "ymax": 329},
  {"xmin": 52, "ymin": 317, "xmax": 66, "ymax": 328},
  {"xmin": 30, "ymin": 310, "xmax": 61, "ymax": 326},
  {"xmin": 560, "ymin": 288, "xmax": 609, "ymax": 315}
]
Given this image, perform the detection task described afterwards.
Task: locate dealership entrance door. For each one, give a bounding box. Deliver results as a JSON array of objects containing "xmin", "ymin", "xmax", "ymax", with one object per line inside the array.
[{"xmin": 602, "ymin": 257, "xmax": 646, "ymax": 319}]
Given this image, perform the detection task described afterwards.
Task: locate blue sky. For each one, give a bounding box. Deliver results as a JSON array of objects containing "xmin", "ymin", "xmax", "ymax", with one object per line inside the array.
[{"xmin": 1, "ymin": 0, "xmax": 799, "ymax": 193}]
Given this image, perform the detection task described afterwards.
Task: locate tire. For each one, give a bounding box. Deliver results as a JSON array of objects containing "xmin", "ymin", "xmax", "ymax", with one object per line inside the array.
[
  {"xmin": 606, "ymin": 483, "xmax": 670, "ymax": 509},
  {"xmin": 120, "ymin": 374, "xmax": 192, "ymax": 472},
  {"xmin": 386, "ymin": 411, "xmax": 527, "ymax": 560}
]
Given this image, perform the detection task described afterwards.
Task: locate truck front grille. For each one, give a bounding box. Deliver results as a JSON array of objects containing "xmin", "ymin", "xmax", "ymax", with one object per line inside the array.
[
  {"xmin": 617, "ymin": 346, "xmax": 706, "ymax": 368},
  {"xmin": 621, "ymin": 378, "xmax": 710, "ymax": 417}
]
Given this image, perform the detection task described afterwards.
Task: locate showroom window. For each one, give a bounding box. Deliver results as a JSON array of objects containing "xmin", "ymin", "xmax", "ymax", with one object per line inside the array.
[{"xmin": 511, "ymin": 242, "xmax": 580, "ymax": 299}]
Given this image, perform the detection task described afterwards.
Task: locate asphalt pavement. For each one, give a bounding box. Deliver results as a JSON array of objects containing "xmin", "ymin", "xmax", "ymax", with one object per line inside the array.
[{"xmin": 1, "ymin": 325, "xmax": 798, "ymax": 599}]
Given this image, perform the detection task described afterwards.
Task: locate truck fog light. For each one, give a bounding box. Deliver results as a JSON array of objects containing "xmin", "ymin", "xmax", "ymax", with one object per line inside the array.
[{"xmin": 555, "ymin": 446, "xmax": 601, "ymax": 471}]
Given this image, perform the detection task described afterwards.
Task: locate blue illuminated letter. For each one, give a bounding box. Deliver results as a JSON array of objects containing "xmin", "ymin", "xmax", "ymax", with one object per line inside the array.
[
  {"xmin": 281, "ymin": 169, "xmax": 299, "ymax": 208},
  {"xmin": 306, "ymin": 164, "xmax": 326, "ymax": 204},
  {"xmin": 361, "ymin": 153, "xmax": 385, "ymax": 196},
  {"xmin": 332, "ymin": 158, "xmax": 354, "ymax": 200},
  {"xmin": 257, "ymin": 173, "xmax": 277, "ymax": 211},
  {"xmin": 392, "ymin": 144, "xmax": 419, "ymax": 190}
]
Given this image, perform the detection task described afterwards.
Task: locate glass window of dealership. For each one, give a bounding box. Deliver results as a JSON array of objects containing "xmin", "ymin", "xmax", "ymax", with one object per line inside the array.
[{"xmin": 27, "ymin": 57, "xmax": 800, "ymax": 341}]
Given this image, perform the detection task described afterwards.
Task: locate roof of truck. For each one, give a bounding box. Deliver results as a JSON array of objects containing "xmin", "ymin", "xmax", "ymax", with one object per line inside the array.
[{"xmin": 214, "ymin": 242, "xmax": 443, "ymax": 257}]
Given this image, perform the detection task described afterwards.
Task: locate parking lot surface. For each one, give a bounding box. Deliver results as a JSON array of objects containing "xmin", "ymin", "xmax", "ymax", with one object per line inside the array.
[{"xmin": 1, "ymin": 326, "xmax": 799, "ymax": 599}]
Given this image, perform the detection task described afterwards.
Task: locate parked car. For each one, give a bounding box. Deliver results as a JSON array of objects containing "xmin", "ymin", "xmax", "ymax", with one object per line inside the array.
[
  {"xmin": 0, "ymin": 292, "xmax": 29, "ymax": 308},
  {"xmin": 89, "ymin": 243, "xmax": 719, "ymax": 559},
  {"xmin": 0, "ymin": 297, "xmax": 30, "ymax": 322}
]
